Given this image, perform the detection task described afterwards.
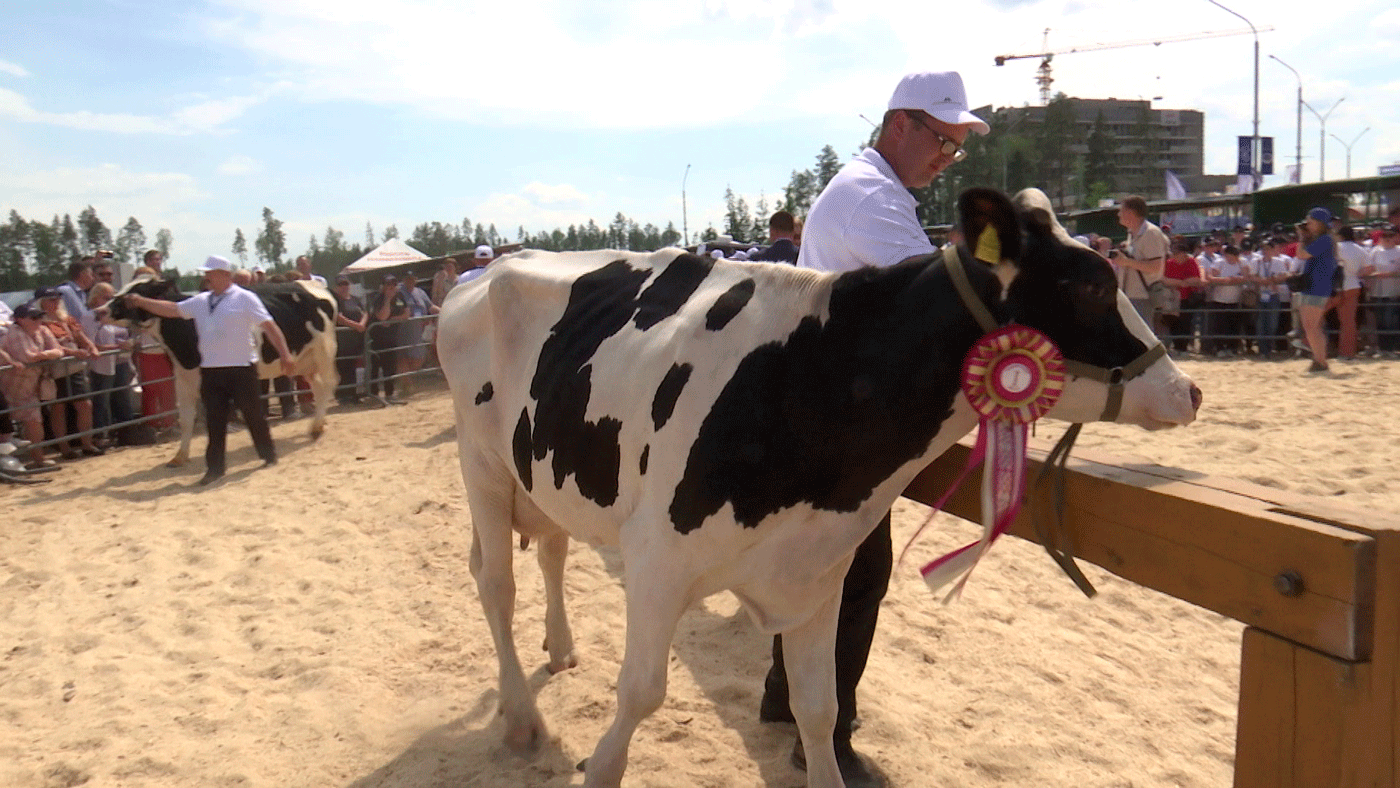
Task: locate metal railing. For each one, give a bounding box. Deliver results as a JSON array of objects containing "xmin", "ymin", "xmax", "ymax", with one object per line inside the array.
[{"xmin": 0, "ymin": 312, "xmax": 446, "ymax": 467}]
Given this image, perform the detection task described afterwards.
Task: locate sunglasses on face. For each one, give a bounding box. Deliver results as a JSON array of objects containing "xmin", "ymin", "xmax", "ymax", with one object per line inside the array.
[{"xmin": 907, "ymin": 112, "xmax": 967, "ymax": 162}]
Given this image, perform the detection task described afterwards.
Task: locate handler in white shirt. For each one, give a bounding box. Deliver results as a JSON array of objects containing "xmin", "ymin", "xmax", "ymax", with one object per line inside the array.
[
  {"xmin": 772, "ymin": 70, "xmax": 987, "ymax": 788},
  {"xmin": 125, "ymin": 255, "xmax": 296, "ymax": 486}
]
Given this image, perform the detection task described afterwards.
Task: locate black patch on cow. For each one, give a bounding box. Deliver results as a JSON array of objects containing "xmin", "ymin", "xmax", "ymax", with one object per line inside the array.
[
  {"xmin": 651, "ymin": 363, "xmax": 692, "ymax": 431},
  {"xmin": 159, "ymin": 317, "xmax": 202, "ymax": 370},
  {"xmin": 669, "ymin": 257, "xmax": 989, "ymax": 533},
  {"xmin": 639, "ymin": 445, "xmax": 649, "ymax": 476},
  {"xmin": 513, "ymin": 408, "xmax": 533, "ymax": 491},
  {"xmin": 475, "ymin": 381, "xmax": 494, "ymax": 405},
  {"xmin": 251, "ymin": 283, "xmax": 335, "ymax": 363},
  {"xmin": 526, "ymin": 259, "xmax": 651, "ymax": 507},
  {"xmin": 634, "ymin": 253, "xmax": 713, "ymax": 330},
  {"xmin": 705, "ymin": 278, "xmax": 755, "ymax": 331}
]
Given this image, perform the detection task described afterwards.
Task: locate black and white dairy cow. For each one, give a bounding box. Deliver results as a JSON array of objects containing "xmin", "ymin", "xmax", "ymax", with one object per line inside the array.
[
  {"xmin": 110, "ymin": 276, "xmax": 339, "ymax": 467},
  {"xmin": 437, "ymin": 187, "xmax": 1201, "ymax": 788}
]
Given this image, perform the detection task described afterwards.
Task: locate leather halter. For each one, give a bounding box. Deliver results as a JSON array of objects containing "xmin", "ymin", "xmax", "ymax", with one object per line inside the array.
[{"xmin": 944, "ymin": 244, "xmax": 1167, "ymax": 423}]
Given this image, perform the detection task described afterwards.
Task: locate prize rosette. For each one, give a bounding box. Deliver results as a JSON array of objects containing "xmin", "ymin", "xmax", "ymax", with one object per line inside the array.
[{"xmin": 960, "ymin": 325, "xmax": 1065, "ymax": 423}]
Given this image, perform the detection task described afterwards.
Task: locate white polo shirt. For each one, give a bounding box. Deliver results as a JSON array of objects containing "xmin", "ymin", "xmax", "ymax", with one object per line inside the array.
[
  {"xmin": 797, "ymin": 147, "xmax": 934, "ymax": 272},
  {"xmin": 174, "ymin": 284, "xmax": 275, "ymax": 368}
]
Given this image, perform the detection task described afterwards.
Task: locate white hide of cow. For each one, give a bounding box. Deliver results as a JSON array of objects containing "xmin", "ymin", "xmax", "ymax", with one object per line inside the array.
[{"xmin": 438, "ymin": 188, "xmax": 1198, "ymax": 788}]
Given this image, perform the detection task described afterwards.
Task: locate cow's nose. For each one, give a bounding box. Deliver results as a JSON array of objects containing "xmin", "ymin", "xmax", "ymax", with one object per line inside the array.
[{"xmin": 1189, "ymin": 383, "xmax": 1203, "ymax": 412}]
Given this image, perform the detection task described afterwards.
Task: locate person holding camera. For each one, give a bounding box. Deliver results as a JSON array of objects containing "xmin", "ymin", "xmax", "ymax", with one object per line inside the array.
[
  {"xmin": 1113, "ymin": 195, "xmax": 1169, "ymax": 330},
  {"xmin": 367, "ymin": 273, "xmax": 408, "ymax": 404}
]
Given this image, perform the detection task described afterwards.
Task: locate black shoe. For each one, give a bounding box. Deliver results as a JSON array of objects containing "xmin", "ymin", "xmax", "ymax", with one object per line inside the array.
[
  {"xmin": 790, "ymin": 737, "xmax": 886, "ymax": 788},
  {"xmin": 198, "ymin": 471, "xmax": 224, "ymax": 486}
]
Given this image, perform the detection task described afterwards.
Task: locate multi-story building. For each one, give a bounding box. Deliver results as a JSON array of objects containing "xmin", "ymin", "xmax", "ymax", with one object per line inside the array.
[{"xmin": 989, "ymin": 98, "xmax": 1206, "ymax": 203}]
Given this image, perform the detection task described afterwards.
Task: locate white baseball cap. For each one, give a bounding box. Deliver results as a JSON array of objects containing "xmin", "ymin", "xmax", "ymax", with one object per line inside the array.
[
  {"xmin": 198, "ymin": 255, "xmax": 234, "ymax": 272},
  {"xmin": 474, "ymin": 245, "xmax": 494, "ymax": 260},
  {"xmin": 888, "ymin": 71, "xmax": 990, "ymax": 135}
]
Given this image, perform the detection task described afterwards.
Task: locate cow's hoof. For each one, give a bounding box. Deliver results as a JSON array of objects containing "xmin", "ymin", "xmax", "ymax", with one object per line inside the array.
[
  {"xmin": 503, "ymin": 717, "xmax": 546, "ymax": 754},
  {"xmin": 309, "ymin": 424, "xmax": 325, "ymax": 440},
  {"xmin": 576, "ymin": 758, "xmax": 587, "ymax": 772},
  {"xmin": 545, "ymin": 654, "xmax": 578, "ymax": 674}
]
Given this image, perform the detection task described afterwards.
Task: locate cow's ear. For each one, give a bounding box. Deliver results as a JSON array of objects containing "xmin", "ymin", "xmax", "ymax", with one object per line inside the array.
[{"xmin": 957, "ymin": 188, "xmax": 1021, "ymax": 265}]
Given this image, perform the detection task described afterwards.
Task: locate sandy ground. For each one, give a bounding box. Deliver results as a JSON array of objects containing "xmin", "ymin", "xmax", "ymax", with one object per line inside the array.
[{"xmin": 4, "ymin": 356, "xmax": 1398, "ymax": 788}]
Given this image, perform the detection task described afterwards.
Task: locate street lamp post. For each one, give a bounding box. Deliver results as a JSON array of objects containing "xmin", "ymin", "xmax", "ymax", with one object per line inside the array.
[
  {"xmin": 1330, "ymin": 127, "xmax": 1371, "ymax": 179},
  {"xmin": 1268, "ymin": 54, "xmax": 1304, "ymax": 183},
  {"xmin": 1208, "ymin": 0, "xmax": 1260, "ymax": 189},
  {"xmin": 681, "ymin": 163, "xmax": 691, "ymax": 247},
  {"xmin": 1303, "ymin": 97, "xmax": 1345, "ymax": 181}
]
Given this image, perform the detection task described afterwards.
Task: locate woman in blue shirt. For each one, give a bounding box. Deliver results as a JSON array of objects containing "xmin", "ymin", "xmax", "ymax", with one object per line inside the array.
[{"xmin": 1295, "ymin": 207, "xmax": 1339, "ymax": 372}]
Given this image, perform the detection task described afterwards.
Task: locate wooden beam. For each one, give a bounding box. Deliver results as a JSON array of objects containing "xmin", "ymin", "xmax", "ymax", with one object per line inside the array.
[{"xmin": 904, "ymin": 440, "xmax": 1378, "ymax": 661}]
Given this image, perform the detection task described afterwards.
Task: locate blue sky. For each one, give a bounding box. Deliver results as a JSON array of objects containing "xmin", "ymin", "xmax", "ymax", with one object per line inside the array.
[{"xmin": 3, "ymin": 0, "xmax": 1397, "ymax": 268}]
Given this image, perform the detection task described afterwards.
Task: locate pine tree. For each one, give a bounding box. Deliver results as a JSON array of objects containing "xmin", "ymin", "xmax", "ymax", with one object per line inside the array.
[
  {"xmin": 365, "ymin": 221, "xmax": 375, "ymax": 248},
  {"xmin": 254, "ymin": 207, "xmax": 285, "ymax": 267},
  {"xmin": 78, "ymin": 206, "xmax": 112, "ymax": 255},
  {"xmin": 232, "ymin": 228, "xmax": 248, "ymax": 264},
  {"xmin": 814, "ymin": 145, "xmax": 842, "ymax": 192},
  {"xmin": 154, "ymin": 228, "xmax": 173, "ymax": 260},
  {"xmin": 115, "ymin": 217, "xmax": 146, "ymax": 266}
]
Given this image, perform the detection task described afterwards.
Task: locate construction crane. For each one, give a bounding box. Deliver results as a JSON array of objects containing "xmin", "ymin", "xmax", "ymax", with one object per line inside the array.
[{"xmin": 995, "ymin": 27, "xmax": 1274, "ymax": 105}]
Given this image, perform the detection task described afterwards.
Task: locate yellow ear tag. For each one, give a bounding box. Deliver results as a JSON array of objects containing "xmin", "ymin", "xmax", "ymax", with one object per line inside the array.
[{"xmin": 974, "ymin": 225, "xmax": 1001, "ymax": 264}]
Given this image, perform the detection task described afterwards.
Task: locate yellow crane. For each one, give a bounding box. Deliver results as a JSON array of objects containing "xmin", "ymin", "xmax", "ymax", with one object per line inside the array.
[{"xmin": 995, "ymin": 27, "xmax": 1275, "ymax": 104}]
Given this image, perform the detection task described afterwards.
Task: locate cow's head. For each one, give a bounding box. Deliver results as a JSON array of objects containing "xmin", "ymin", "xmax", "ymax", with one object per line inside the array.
[
  {"xmin": 960, "ymin": 187, "xmax": 1200, "ymax": 430},
  {"xmin": 108, "ymin": 276, "xmax": 186, "ymax": 327}
]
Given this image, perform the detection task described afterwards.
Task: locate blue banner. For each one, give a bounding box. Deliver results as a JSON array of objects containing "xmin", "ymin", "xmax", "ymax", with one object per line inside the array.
[
  {"xmin": 1261, "ymin": 137, "xmax": 1274, "ymax": 176},
  {"xmin": 1238, "ymin": 136, "xmax": 1252, "ymax": 175}
]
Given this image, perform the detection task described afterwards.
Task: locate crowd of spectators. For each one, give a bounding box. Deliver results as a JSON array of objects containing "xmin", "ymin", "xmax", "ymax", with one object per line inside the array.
[{"xmin": 1094, "ymin": 208, "xmax": 1400, "ymax": 369}]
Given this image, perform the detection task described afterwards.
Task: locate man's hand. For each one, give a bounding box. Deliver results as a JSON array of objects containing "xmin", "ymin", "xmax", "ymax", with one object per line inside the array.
[{"xmin": 280, "ymin": 355, "xmax": 296, "ymax": 377}]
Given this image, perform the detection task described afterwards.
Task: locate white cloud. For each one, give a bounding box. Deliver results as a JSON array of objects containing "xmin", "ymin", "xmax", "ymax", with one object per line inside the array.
[
  {"xmin": 521, "ymin": 182, "xmax": 590, "ymax": 207},
  {"xmin": 0, "ymin": 60, "xmax": 28, "ymax": 78},
  {"xmin": 217, "ymin": 155, "xmax": 264, "ymax": 176},
  {"xmin": 0, "ymin": 86, "xmax": 266, "ymax": 135}
]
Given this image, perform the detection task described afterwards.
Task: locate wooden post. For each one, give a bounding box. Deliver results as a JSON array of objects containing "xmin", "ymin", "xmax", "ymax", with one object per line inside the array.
[{"xmin": 902, "ymin": 438, "xmax": 1400, "ymax": 786}]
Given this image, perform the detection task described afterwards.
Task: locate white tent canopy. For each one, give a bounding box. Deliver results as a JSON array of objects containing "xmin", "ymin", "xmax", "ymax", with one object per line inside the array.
[{"xmin": 340, "ymin": 238, "xmax": 430, "ymax": 275}]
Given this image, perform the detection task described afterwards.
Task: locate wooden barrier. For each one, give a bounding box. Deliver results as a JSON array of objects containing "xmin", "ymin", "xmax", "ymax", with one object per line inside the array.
[{"xmin": 903, "ymin": 439, "xmax": 1400, "ymax": 788}]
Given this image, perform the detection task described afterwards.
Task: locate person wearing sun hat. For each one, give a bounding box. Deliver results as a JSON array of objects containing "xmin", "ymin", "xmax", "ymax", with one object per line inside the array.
[
  {"xmin": 123, "ymin": 255, "xmax": 298, "ymax": 485},
  {"xmin": 1294, "ymin": 206, "xmax": 1339, "ymax": 372},
  {"xmin": 763, "ymin": 71, "xmax": 988, "ymax": 788},
  {"xmin": 797, "ymin": 70, "xmax": 989, "ymax": 274}
]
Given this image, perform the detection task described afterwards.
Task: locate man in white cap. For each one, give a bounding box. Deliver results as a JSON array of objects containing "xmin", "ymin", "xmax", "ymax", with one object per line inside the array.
[
  {"xmin": 124, "ymin": 255, "xmax": 297, "ymax": 486},
  {"xmin": 761, "ymin": 70, "xmax": 989, "ymax": 787},
  {"xmin": 456, "ymin": 244, "xmax": 495, "ymax": 285}
]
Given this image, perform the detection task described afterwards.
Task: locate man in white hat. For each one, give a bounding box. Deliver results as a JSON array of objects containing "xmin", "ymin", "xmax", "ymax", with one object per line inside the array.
[
  {"xmin": 762, "ymin": 70, "xmax": 989, "ymax": 787},
  {"xmin": 124, "ymin": 255, "xmax": 297, "ymax": 486},
  {"xmin": 456, "ymin": 244, "xmax": 495, "ymax": 285}
]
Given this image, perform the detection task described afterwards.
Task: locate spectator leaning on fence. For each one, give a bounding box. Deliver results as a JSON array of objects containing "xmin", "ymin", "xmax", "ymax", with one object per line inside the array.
[
  {"xmin": 367, "ymin": 273, "xmax": 408, "ymax": 405},
  {"xmin": 1, "ymin": 304, "xmax": 65, "ymax": 469},
  {"xmin": 332, "ymin": 276, "xmax": 368, "ymax": 405},
  {"xmin": 1205, "ymin": 245, "xmax": 1246, "ymax": 356},
  {"xmin": 131, "ymin": 264, "xmax": 178, "ymax": 431},
  {"xmin": 1363, "ymin": 225, "xmax": 1400, "ymax": 355},
  {"xmin": 1160, "ymin": 241, "xmax": 1204, "ymax": 354},
  {"xmin": 82, "ymin": 282, "xmax": 134, "ymax": 440},
  {"xmin": 57, "ymin": 260, "xmax": 95, "ymax": 323},
  {"xmin": 395, "ymin": 270, "xmax": 439, "ymax": 395},
  {"xmin": 1250, "ymin": 237, "xmax": 1292, "ymax": 358},
  {"xmin": 1335, "ymin": 226, "xmax": 1368, "ymax": 360},
  {"xmin": 35, "ymin": 286, "xmax": 104, "ymax": 458}
]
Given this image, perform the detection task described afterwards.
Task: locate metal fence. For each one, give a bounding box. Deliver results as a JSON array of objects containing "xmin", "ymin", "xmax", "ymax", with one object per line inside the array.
[
  {"xmin": 0, "ymin": 313, "xmax": 445, "ymax": 467},
  {"xmin": 1154, "ymin": 296, "xmax": 1400, "ymax": 356}
]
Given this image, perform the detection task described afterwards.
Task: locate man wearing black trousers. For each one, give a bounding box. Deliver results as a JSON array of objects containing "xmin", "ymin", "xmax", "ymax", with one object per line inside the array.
[
  {"xmin": 125, "ymin": 255, "xmax": 295, "ymax": 486},
  {"xmin": 765, "ymin": 69, "xmax": 990, "ymax": 788}
]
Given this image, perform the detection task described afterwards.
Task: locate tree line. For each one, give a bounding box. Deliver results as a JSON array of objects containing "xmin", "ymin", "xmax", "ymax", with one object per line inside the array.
[{"xmin": 2, "ymin": 93, "xmax": 1131, "ymax": 291}]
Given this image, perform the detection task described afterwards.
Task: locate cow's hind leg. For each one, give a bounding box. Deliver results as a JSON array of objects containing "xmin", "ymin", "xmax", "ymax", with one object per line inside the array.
[
  {"xmin": 783, "ymin": 585, "xmax": 845, "ymax": 788},
  {"xmin": 535, "ymin": 528, "xmax": 577, "ymax": 673},
  {"xmin": 304, "ymin": 349, "xmax": 335, "ymax": 439},
  {"xmin": 463, "ymin": 458, "xmax": 546, "ymax": 753},
  {"xmin": 167, "ymin": 367, "xmax": 200, "ymax": 467},
  {"xmin": 583, "ymin": 559, "xmax": 687, "ymax": 787}
]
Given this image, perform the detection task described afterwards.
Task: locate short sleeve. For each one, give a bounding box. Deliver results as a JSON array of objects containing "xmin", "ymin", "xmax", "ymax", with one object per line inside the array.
[{"xmin": 842, "ymin": 196, "xmax": 936, "ymax": 268}]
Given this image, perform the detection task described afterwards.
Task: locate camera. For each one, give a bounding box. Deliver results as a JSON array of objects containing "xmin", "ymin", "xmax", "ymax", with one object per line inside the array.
[{"xmin": 98, "ymin": 250, "xmax": 115, "ymax": 259}]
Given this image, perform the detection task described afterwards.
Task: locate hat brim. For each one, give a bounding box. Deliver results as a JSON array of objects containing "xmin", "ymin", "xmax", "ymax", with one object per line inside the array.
[{"xmin": 928, "ymin": 109, "xmax": 991, "ymax": 135}]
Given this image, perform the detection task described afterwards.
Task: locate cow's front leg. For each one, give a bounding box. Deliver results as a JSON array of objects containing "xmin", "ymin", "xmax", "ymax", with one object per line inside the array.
[
  {"xmin": 783, "ymin": 585, "xmax": 845, "ymax": 788},
  {"xmin": 306, "ymin": 354, "xmax": 335, "ymax": 439},
  {"xmin": 583, "ymin": 560, "xmax": 686, "ymax": 787},
  {"xmin": 464, "ymin": 467, "xmax": 545, "ymax": 753},
  {"xmin": 535, "ymin": 529, "xmax": 577, "ymax": 674}
]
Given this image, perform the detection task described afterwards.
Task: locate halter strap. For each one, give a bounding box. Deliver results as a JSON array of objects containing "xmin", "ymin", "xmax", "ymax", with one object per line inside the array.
[{"xmin": 944, "ymin": 246, "xmax": 999, "ymax": 334}]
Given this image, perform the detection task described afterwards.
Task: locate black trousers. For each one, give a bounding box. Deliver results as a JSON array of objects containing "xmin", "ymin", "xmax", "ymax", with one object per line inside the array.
[
  {"xmin": 763, "ymin": 512, "xmax": 892, "ymax": 743},
  {"xmin": 201, "ymin": 365, "xmax": 276, "ymax": 475},
  {"xmin": 370, "ymin": 344, "xmax": 397, "ymax": 398}
]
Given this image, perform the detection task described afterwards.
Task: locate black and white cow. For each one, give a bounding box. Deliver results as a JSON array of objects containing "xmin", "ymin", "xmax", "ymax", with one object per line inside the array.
[
  {"xmin": 437, "ymin": 188, "xmax": 1201, "ymax": 788},
  {"xmin": 110, "ymin": 277, "xmax": 339, "ymax": 467}
]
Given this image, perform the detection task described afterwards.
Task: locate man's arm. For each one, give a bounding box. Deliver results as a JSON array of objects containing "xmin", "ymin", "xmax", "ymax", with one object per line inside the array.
[
  {"xmin": 260, "ymin": 319, "xmax": 297, "ymax": 376},
  {"xmin": 125, "ymin": 293, "xmax": 185, "ymax": 319}
]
